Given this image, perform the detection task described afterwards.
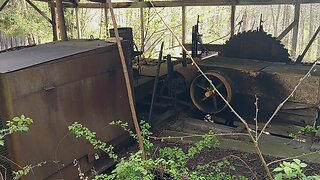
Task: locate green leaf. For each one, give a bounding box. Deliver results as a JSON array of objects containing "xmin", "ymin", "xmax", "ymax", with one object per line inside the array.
[
  {"xmin": 273, "ymin": 167, "xmax": 283, "ymax": 172},
  {"xmin": 293, "ymin": 159, "xmax": 301, "ymax": 164},
  {"xmin": 284, "ymin": 166, "xmax": 292, "ymax": 176},
  {"xmin": 274, "ymin": 173, "xmax": 283, "ymax": 180},
  {"xmin": 300, "ymin": 163, "xmax": 308, "ymax": 168}
]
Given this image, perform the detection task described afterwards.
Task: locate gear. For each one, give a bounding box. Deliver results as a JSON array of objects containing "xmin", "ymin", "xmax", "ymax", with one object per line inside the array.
[{"xmin": 221, "ymin": 30, "xmax": 292, "ymax": 63}]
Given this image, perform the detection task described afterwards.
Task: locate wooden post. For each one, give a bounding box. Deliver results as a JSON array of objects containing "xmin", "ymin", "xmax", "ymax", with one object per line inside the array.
[
  {"xmin": 231, "ymin": 5, "xmax": 236, "ymax": 37},
  {"xmin": 49, "ymin": 2, "xmax": 58, "ymax": 41},
  {"xmin": 140, "ymin": 0, "xmax": 145, "ymax": 52},
  {"xmin": 107, "ymin": 0, "xmax": 146, "ymax": 160},
  {"xmin": 182, "ymin": 5, "xmax": 186, "ymax": 62},
  {"xmin": 75, "ymin": 7, "xmax": 81, "ymax": 39},
  {"xmin": 291, "ymin": 3, "xmax": 300, "ymax": 58},
  {"xmin": 56, "ymin": 0, "xmax": 68, "ymax": 41},
  {"xmin": 105, "ymin": 3, "xmax": 109, "ymax": 38}
]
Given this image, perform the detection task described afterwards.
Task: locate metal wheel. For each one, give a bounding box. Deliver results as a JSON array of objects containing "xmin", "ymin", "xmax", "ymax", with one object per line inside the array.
[{"xmin": 190, "ymin": 71, "xmax": 233, "ymax": 114}]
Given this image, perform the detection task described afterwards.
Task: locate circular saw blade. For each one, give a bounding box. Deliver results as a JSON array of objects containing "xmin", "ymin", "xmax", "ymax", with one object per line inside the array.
[{"xmin": 221, "ymin": 30, "xmax": 292, "ymax": 63}]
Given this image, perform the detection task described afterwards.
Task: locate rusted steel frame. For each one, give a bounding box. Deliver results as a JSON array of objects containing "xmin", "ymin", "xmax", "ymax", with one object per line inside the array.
[
  {"xmin": 291, "ymin": 3, "xmax": 300, "ymax": 58},
  {"xmin": 148, "ymin": 42, "xmax": 164, "ymax": 123},
  {"xmin": 47, "ymin": 0, "xmax": 320, "ymax": 9},
  {"xmin": 49, "ymin": 1, "xmax": 58, "ymax": 41},
  {"xmin": 56, "ymin": 0, "xmax": 68, "ymax": 41},
  {"xmin": 106, "ymin": 0, "xmax": 146, "ymax": 160},
  {"xmin": 296, "ymin": 24, "xmax": 320, "ymax": 63},
  {"xmin": 0, "ymin": 0, "xmax": 9, "ymax": 11},
  {"xmin": 276, "ymin": 20, "xmax": 297, "ymax": 40},
  {"xmin": 25, "ymin": 0, "xmax": 52, "ymax": 24},
  {"xmin": 230, "ymin": 5, "xmax": 236, "ymax": 37}
]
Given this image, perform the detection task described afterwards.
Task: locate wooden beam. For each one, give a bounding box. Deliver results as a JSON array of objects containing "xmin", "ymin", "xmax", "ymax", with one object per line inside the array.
[
  {"xmin": 105, "ymin": 2, "xmax": 109, "ymax": 38},
  {"xmin": 49, "ymin": 2, "xmax": 58, "ymax": 41},
  {"xmin": 182, "ymin": 5, "xmax": 186, "ymax": 60},
  {"xmin": 230, "ymin": 5, "xmax": 236, "ymax": 37},
  {"xmin": 56, "ymin": 0, "xmax": 68, "ymax": 40},
  {"xmin": 0, "ymin": 0, "xmax": 9, "ymax": 11},
  {"xmin": 277, "ymin": 19, "xmax": 297, "ymax": 40},
  {"xmin": 26, "ymin": 0, "xmax": 52, "ymax": 24},
  {"xmin": 75, "ymin": 7, "xmax": 81, "ymax": 39},
  {"xmin": 291, "ymin": 4, "xmax": 300, "ymax": 59},
  {"xmin": 140, "ymin": 4, "xmax": 145, "ymax": 51},
  {"xmin": 47, "ymin": 0, "xmax": 320, "ymax": 9}
]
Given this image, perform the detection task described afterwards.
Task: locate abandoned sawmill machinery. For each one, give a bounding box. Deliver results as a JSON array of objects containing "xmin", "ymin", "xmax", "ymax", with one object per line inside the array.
[{"xmin": 187, "ymin": 21, "xmax": 320, "ymax": 136}]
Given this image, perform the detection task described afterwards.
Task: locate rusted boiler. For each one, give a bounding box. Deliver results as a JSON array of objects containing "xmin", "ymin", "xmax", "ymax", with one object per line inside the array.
[{"xmin": 0, "ymin": 40, "xmax": 133, "ymax": 179}]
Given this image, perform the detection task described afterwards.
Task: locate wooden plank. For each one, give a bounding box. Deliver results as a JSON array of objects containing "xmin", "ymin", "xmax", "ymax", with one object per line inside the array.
[
  {"xmin": 184, "ymin": 43, "xmax": 223, "ymax": 52},
  {"xmin": 277, "ymin": 20, "xmax": 297, "ymax": 40},
  {"xmin": 46, "ymin": 0, "xmax": 320, "ymax": 9}
]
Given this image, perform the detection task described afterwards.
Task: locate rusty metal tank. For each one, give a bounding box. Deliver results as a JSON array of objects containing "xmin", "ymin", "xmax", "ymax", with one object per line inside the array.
[{"xmin": 0, "ymin": 40, "xmax": 133, "ymax": 179}]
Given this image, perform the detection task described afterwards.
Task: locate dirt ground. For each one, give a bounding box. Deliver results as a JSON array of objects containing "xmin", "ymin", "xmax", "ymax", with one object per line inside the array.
[{"xmin": 149, "ymin": 140, "xmax": 320, "ymax": 179}]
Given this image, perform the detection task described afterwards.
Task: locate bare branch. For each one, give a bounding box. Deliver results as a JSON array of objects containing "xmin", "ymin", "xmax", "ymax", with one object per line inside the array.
[{"xmin": 267, "ymin": 150, "xmax": 320, "ymax": 166}]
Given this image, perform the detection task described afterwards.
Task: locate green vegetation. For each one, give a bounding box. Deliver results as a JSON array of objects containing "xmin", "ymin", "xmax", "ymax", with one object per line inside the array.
[
  {"xmin": 69, "ymin": 120, "xmax": 247, "ymax": 180},
  {"xmin": 273, "ymin": 159, "xmax": 320, "ymax": 180}
]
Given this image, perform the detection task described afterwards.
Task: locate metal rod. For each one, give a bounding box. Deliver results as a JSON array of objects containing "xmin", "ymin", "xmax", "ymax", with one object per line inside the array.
[
  {"xmin": 296, "ymin": 24, "xmax": 320, "ymax": 63},
  {"xmin": 0, "ymin": 0, "xmax": 9, "ymax": 11},
  {"xmin": 148, "ymin": 42, "xmax": 164, "ymax": 124},
  {"xmin": 107, "ymin": 0, "xmax": 146, "ymax": 160},
  {"xmin": 26, "ymin": 0, "xmax": 52, "ymax": 24},
  {"xmin": 277, "ymin": 20, "xmax": 297, "ymax": 40},
  {"xmin": 56, "ymin": 0, "xmax": 68, "ymax": 41},
  {"xmin": 182, "ymin": 5, "xmax": 187, "ymax": 66}
]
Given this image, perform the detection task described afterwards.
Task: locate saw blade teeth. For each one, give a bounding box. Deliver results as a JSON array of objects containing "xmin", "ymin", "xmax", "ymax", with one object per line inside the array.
[{"xmin": 221, "ymin": 30, "xmax": 292, "ymax": 63}]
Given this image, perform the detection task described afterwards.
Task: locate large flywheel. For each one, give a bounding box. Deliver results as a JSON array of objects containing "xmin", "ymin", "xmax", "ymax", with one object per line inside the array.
[
  {"xmin": 190, "ymin": 71, "xmax": 233, "ymax": 114},
  {"xmin": 221, "ymin": 30, "xmax": 292, "ymax": 63}
]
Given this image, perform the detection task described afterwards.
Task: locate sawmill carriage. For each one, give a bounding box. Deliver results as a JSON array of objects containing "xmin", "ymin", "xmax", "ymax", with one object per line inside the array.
[{"xmin": 187, "ymin": 23, "xmax": 320, "ymax": 136}]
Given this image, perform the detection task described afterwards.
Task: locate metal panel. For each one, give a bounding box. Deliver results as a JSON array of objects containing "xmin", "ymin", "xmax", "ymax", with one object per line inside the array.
[
  {"xmin": 0, "ymin": 40, "xmax": 133, "ymax": 179},
  {"xmin": 0, "ymin": 40, "xmax": 113, "ymax": 73}
]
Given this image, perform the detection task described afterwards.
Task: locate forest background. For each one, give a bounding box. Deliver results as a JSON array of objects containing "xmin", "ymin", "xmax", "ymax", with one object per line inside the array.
[{"xmin": 0, "ymin": 0, "xmax": 320, "ymax": 61}]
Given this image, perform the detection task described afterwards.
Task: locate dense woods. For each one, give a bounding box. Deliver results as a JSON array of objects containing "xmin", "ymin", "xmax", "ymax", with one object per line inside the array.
[{"xmin": 0, "ymin": 0, "xmax": 320, "ymax": 61}]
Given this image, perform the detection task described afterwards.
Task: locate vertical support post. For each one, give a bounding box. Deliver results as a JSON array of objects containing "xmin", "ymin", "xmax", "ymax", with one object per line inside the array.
[
  {"xmin": 291, "ymin": 3, "xmax": 300, "ymax": 59},
  {"xmin": 75, "ymin": 7, "xmax": 81, "ymax": 39},
  {"xmin": 105, "ymin": 3, "xmax": 109, "ymax": 38},
  {"xmin": 107, "ymin": 0, "xmax": 146, "ymax": 160},
  {"xmin": 231, "ymin": 5, "xmax": 236, "ymax": 37},
  {"xmin": 56, "ymin": 0, "xmax": 67, "ymax": 41},
  {"xmin": 49, "ymin": 2, "xmax": 58, "ymax": 41},
  {"xmin": 182, "ymin": 5, "xmax": 187, "ymax": 66},
  {"xmin": 140, "ymin": 1, "xmax": 145, "ymax": 52}
]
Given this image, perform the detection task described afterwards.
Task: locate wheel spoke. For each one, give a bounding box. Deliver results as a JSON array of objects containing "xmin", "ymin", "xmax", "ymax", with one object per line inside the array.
[
  {"xmin": 195, "ymin": 83, "xmax": 207, "ymax": 90},
  {"xmin": 216, "ymin": 83, "xmax": 224, "ymax": 89},
  {"xmin": 200, "ymin": 96, "xmax": 210, "ymax": 102},
  {"xmin": 212, "ymin": 96, "xmax": 218, "ymax": 110}
]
